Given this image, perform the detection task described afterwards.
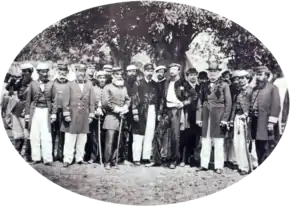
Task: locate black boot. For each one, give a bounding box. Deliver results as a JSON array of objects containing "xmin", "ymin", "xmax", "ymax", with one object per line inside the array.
[
  {"xmin": 15, "ymin": 138, "xmax": 24, "ymax": 154},
  {"xmin": 24, "ymin": 139, "xmax": 32, "ymax": 162}
]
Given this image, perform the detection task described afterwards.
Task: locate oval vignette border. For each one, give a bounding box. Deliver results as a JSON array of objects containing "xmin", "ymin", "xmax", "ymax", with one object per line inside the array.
[{"xmin": 0, "ymin": 0, "xmax": 288, "ymax": 206}]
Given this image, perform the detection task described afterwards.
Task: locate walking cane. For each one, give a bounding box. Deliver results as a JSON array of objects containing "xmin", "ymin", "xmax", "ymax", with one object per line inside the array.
[
  {"xmin": 115, "ymin": 115, "xmax": 124, "ymax": 167},
  {"xmin": 242, "ymin": 117, "xmax": 253, "ymax": 173},
  {"xmin": 98, "ymin": 115, "xmax": 103, "ymax": 166}
]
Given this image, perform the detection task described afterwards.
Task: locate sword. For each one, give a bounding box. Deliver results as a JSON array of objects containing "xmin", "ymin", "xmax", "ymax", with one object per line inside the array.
[
  {"xmin": 98, "ymin": 116, "xmax": 103, "ymax": 166},
  {"xmin": 115, "ymin": 116, "xmax": 124, "ymax": 167}
]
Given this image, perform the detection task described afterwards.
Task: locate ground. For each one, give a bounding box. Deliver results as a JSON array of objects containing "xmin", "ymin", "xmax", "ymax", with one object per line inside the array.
[
  {"xmin": 33, "ymin": 161, "xmax": 244, "ymax": 205},
  {"xmin": 7, "ymin": 130, "xmax": 245, "ymax": 205}
]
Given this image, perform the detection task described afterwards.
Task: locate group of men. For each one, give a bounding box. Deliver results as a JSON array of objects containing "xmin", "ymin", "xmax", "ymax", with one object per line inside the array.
[{"xmin": 2, "ymin": 59, "xmax": 288, "ymax": 176}]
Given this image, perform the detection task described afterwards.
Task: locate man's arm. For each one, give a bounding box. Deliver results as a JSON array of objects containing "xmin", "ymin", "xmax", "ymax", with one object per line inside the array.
[
  {"xmin": 222, "ymin": 83, "xmax": 232, "ymax": 122},
  {"xmin": 62, "ymin": 83, "xmax": 71, "ymax": 117},
  {"xmin": 269, "ymin": 85, "xmax": 281, "ymax": 124}
]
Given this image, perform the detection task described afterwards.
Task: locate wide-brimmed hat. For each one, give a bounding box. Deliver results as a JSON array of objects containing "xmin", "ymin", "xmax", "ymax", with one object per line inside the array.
[
  {"xmin": 36, "ymin": 62, "xmax": 51, "ymax": 71},
  {"xmin": 154, "ymin": 65, "xmax": 166, "ymax": 72},
  {"xmin": 126, "ymin": 65, "xmax": 137, "ymax": 71}
]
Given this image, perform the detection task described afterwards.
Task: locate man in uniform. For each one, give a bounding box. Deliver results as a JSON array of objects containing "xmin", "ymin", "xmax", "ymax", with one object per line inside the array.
[
  {"xmin": 8, "ymin": 62, "xmax": 33, "ymax": 161},
  {"xmin": 85, "ymin": 70, "xmax": 107, "ymax": 164},
  {"xmin": 196, "ymin": 61, "xmax": 232, "ymax": 174},
  {"xmin": 229, "ymin": 70, "xmax": 258, "ymax": 175},
  {"xmin": 51, "ymin": 61, "xmax": 70, "ymax": 162},
  {"xmin": 249, "ymin": 66, "xmax": 280, "ymax": 165},
  {"xmin": 103, "ymin": 64, "xmax": 113, "ymax": 84},
  {"xmin": 25, "ymin": 62, "xmax": 55, "ymax": 165},
  {"xmin": 102, "ymin": 67, "xmax": 130, "ymax": 169},
  {"xmin": 61, "ymin": 64, "xmax": 95, "ymax": 167},
  {"xmin": 131, "ymin": 63, "xmax": 158, "ymax": 166}
]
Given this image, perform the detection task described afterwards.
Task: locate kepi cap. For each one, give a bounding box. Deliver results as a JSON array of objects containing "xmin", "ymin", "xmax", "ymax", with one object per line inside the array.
[
  {"xmin": 94, "ymin": 70, "xmax": 107, "ymax": 79},
  {"xmin": 143, "ymin": 63, "xmax": 154, "ymax": 71},
  {"xmin": 112, "ymin": 67, "xmax": 122, "ymax": 73},
  {"xmin": 255, "ymin": 66, "xmax": 270, "ymax": 74}
]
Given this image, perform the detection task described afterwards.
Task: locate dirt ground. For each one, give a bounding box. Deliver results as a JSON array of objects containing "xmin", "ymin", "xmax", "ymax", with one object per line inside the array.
[{"xmin": 32, "ymin": 161, "xmax": 244, "ymax": 205}]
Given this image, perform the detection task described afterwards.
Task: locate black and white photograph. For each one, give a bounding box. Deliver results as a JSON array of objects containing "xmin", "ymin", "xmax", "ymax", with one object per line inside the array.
[{"xmin": 1, "ymin": 1, "xmax": 289, "ymax": 205}]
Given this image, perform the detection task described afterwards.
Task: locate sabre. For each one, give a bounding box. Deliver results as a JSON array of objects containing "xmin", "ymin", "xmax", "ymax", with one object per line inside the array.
[
  {"xmin": 115, "ymin": 115, "xmax": 124, "ymax": 167},
  {"xmin": 98, "ymin": 115, "xmax": 103, "ymax": 166}
]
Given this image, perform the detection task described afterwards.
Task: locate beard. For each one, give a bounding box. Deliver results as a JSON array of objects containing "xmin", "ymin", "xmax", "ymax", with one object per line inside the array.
[
  {"xmin": 157, "ymin": 74, "xmax": 164, "ymax": 80},
  {"xmin": 127, "ymin": 75, "xmax": 136, "ymax": 85}
]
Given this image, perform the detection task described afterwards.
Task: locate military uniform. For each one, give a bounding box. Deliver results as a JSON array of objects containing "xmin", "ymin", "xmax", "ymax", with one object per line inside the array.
[
  {"xmin": 196, "ymin": 65, "xmax": 232, "ymax": 172},
  {"xmin": 229, "ymin": 70, "xmax": 258, "ymax": 173},
  {"xmin": 249, "ymin": 66, "xmax": 280, "ymax": 165},
  {"xmin": 131, "ymin": 65, "xmax": 158, "ymax": 164},
  {"xmin": 102, "ymin": 67, "xmax": 131, "ymax": 168},
  {"xmin": 61, "ymin": 67, "xmax": 95, "ymax": 165},
  {"xmin": 8, "ymin": 62, "xmax": 33, "ymax": 160},
  {"xmin": 51, "ymin": 78, "xmax": 69, "ymax": 161},
  {"xmin": 85, "ymin": 70, "xmax": 107, "ymax": 163},
  {"xmin": 25, "ymin": 62, "xmax": 55, "ymax": 164}
]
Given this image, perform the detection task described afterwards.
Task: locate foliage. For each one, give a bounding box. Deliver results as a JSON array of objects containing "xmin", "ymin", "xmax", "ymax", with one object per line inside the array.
[{"xmin": 14, "ymin": 1, "xmax": 279, "ymax": 74}]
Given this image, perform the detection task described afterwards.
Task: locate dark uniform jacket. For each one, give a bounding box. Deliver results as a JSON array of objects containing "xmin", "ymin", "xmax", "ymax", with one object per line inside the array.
[
  {"xmin": 61, "ymin": 80, "xmax": 95, "ymax": 134},
  {"xmin": 24, "ymin": 80, "xmax": 55, "ymax": 131}
]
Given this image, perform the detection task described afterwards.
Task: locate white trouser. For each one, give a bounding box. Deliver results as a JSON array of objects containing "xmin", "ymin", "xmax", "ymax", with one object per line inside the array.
[
  {"xmin": 233, "ymin": 115, "xmax": 259, "ymax": 172},
  {"xmin": 133, "ymin": 134, "xmax": 144, "ymax": 162},
  {"xmin": 200, "ymin": 116, "xmax": 224, "ymax": 169},
  {"xmin": 30, "ymin": 107, "xmax": 53, "ymax": 162},
  {"xmin": 132, "ymin": 105, "xmax": 156, "ymax": 161},
  {"xmin": 63, "ymin": 133, "xmax": 87, "ymax": 164},
  {"xmin": 142, "ymin": 105, "xmax": 156, "ymax": 160},
  {"xmin": 12, "ymin": 115, "xmax": 29, "ymax": 139}
]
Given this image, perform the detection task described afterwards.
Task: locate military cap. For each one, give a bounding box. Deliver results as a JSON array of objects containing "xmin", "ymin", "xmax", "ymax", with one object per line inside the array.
[
  {"xmin": 36, "ymin": 62, "xmax": 51, "ymax": 70},
  {"xmin": 103, "ymin": 64, "xmax": 113, "ymax": 73},
  {"xmin": 94, "ymin": 70, "xmax": 107, "ymax": 79},
  {"xmin": 255, "ymin": 66, "xmax": 271, "ymax": 74},
  {"xmin": 143, "ymin": 63, "xmax": 154, "ymax": 71},
  {"xmin": 154, "ymin": 65, "xmax": 166, "ymax": 72},
  {"xmin": 236, "ymin": 70, "xmax": 249, "ymax": 77},
  {"xmin": 126, "ymin": 65, "xmax": 137, "ymax": 71},
  {"xmin": 231, "ymin": 70, "xmax": 239, "ymax": 78},
  {"xmin": 168, "ymin": 63, "xmax": 181, "ymax": 69},
  {"xmin": 75, "ymin": 64, "xmax": 86, "ymax": 71},
  {"xmin": 112, "ymin": 67, "xmax": 122, "ymax": 73},
  {"xmin": 198, "ymin": 70, "xmax": 208, "ymax": 77},
  {"xmin": 20, "ymin": 62, "xmax": 34, "ymax": 70},
  {"xmin": 186, "ymin": 67, "xmax": 198, "ymax": 75},
  {"xmin": 57, "ymin": 60, "xmax": 69, "ymax": 70}
]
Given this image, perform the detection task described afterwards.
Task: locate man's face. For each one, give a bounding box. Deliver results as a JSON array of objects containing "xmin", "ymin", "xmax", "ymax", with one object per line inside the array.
[
  {"xmin": 222, "ymin": 72, "xmax": 231, "ymax": 82},
  {"xmin": 207, "ymin": 70, "xmax": 220, "ymax": 82},
  {"xmin": 169, "ymin": 66, "xmax": 180, "ymax": 77},
  {"xmin": 256, "ymin": 72, "xmax": 267, "ymax": 82},
  {"xmin": 238, "ymin": 76, "xmax": 248, "ymax": 87},
  {"xmin": 21, "ymin": 69, "xmax": 32, "ymax": 79},
  {"xmin": 127, "ymin": 69, "xmax": 137, "ymax": 77},
  {"xmin": 57, "ymin": 68, "xmax": 68, "ymax": 79},
  {"xmin": 87, "ymin": 69, "xmax": 94, "ymax": 80},
  {"xmin": 156, "ymin": 69, "xmax": 165, "ymax": 80},
  {"xmin": 144, "ymin": 68, "xmax": 154, "ymax": 80},
  {"xmin": 97, "ymin": 75, "xmax": 107, "ymax": 87},
  {"xmin": 37, "ymin": 69, "xmax": 49, "ymax": 81},
  {"xmin": 187, "ymin": 73, "xmax": 198, "ymax": 84},
  {"xmin": 113, "ymin": 71, "xmax": 123, "ymax": 81},
  {"xmin": 76, "ymin": 69, "xmax": 86, "ymax": 81},
  {"xmin": 232, "ymin": 77, "xmax": 239, "ymax": 85}
]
